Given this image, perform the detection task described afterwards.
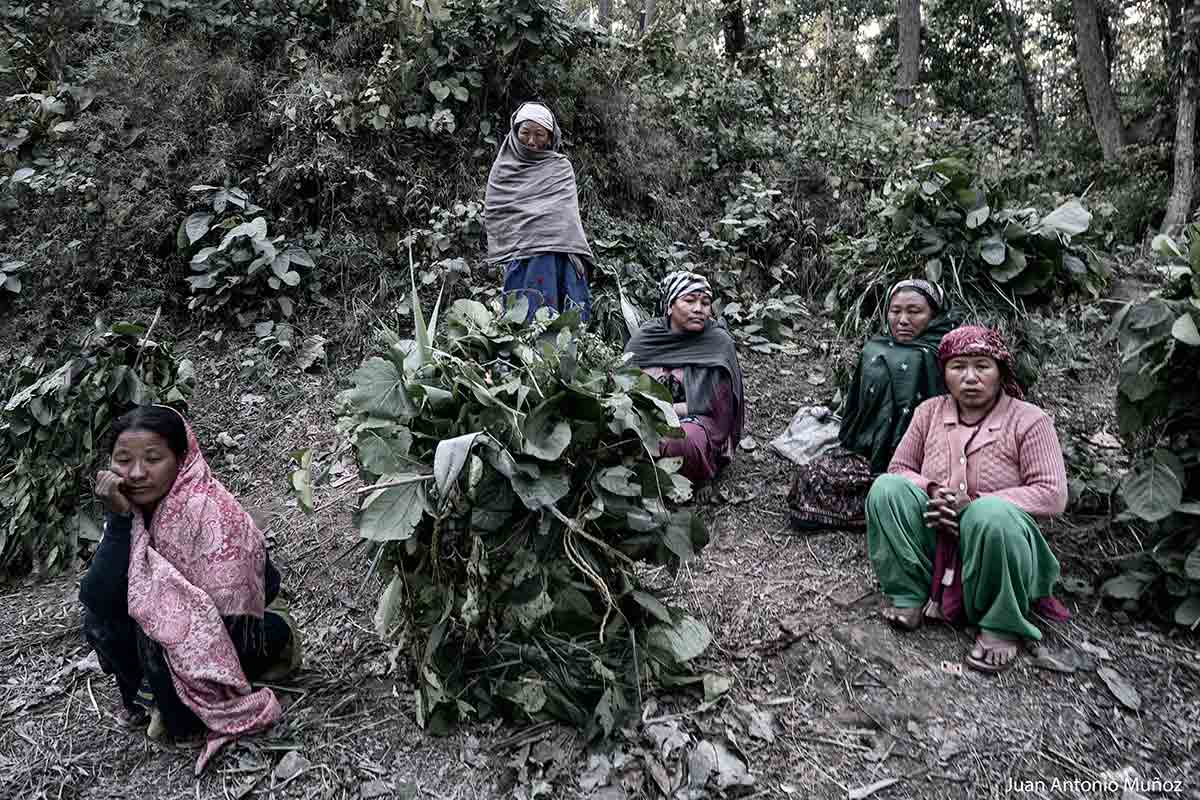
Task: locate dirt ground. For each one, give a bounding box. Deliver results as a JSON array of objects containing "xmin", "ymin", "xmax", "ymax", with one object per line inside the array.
[{"xmin": 2, "ymin": 299, "xmax": 1198, "ymax": 800}]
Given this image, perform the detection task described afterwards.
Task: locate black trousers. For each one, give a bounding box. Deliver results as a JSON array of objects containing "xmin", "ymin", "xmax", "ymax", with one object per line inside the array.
[{"xmin": 83, "ymin": 607, "xmax": 291, "ymax": 737}]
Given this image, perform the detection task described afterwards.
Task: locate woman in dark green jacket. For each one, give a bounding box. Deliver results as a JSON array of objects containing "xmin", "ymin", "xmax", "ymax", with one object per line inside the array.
[{"xmin": 788, "ymin": 279, "xmax": 956, "ymax": 531}]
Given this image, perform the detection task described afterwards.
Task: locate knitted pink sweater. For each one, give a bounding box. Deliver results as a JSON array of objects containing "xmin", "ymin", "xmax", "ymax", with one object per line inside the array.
[{"xmin": 887, "ymin": 393, "xmax": 1068, "ymax": 518}]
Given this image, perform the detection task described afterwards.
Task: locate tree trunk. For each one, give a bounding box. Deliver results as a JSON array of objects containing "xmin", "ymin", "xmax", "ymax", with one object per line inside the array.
[
  {"xmin": 1072, "ymin": 0, "xmax": 1126, "ymax": 159},
  {"xmin": 1000, "ymin": 0, "xmax": 1041, "ymax": 151},
  {"xmin": 821, "ymin": 4, "xmax": 835, "ymax": 93},
  {"xmin": 1162, "ymin": 0, "xmax": 1199, "ymax": 234},
  {"xmin": 641, "ymin": 0, "xmax": 656, "ymax": 33},
  {"xmin": 723, "ymin": 0, "xmax": 748, "ymax": 58},
  {"xmin": 895, "ymin": 0, "xmax": 921, "ymax": 108},
  {"xmin": 598, "ymin": 0, "xmax": 610, "ymax": 30}
]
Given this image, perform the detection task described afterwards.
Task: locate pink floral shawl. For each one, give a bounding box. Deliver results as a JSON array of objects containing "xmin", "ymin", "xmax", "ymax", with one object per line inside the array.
[{"xmin": 125, "ymin": 413, "xmax": 280, "ymax": 773}]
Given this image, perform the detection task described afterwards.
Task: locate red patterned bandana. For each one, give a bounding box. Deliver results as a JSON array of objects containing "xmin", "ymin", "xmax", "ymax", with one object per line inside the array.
[{"xmin": 937, "ymin": 325, "xmax": 1024, "ymax": 400}]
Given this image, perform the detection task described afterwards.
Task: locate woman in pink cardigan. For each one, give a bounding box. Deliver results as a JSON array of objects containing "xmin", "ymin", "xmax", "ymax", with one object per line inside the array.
[{"xmin": 865, "ymin": 326, "xmax": 1070, "ymax": 674}]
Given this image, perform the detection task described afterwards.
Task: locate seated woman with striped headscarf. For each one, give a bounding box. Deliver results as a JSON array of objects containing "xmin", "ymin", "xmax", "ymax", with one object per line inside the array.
[
  {"xmin": 625, "ymin": 271, "xmax": 744, "ymax": 485},
  {"xmin": 788, "ymin": 279, "xmax": 957, "ymax": 531}
]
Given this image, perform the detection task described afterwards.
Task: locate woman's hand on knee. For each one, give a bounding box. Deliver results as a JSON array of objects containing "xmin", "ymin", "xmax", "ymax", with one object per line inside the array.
[{"xmin": 95, "ymin": 470, "xmax": 133, "ymax": 515}]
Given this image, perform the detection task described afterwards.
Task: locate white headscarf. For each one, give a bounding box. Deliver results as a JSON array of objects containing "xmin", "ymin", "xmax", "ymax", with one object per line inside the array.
[{"xmin": 514, "ymin": 102, "xmax": 555, "ymax": 133}]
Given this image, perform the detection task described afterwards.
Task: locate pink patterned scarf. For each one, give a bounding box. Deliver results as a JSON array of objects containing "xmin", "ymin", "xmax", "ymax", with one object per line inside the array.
[{"xmin": 125, "ymin": 413, "xmax": 280, "ymax": 774}]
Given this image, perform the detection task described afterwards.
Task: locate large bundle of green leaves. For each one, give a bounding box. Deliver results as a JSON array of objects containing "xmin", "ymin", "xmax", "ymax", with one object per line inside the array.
[
  {"xmin": 1103, "ymin": 229, "xmax": 1200, "ymax": 627},
  {"xmin": 335, "ymin": 297, "xmax": 712, "ymax": 735},
  {"xmin": 830, "ymin": 157, "xmax": 1106, "ymax": 334},
  {"xmin": 0, "ymin": 321, "xmax": 193, "ymax": 573}
]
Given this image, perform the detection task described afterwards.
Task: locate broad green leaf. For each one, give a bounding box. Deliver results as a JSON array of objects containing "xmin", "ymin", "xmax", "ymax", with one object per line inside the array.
[
  {"xmin": 1062, "ymin": 252, "xmax": 1088, "ymax": 275},
  {"xmin": 1186, "ymin": 542, "xmax": 1200, "ymax": 581},
  {"xmin": 647, "ymin": 614, "xmax": 712, "ymax": 664},
  {"xmin": 1120, "ymin": 458, "xmax": 1183, "ymax": 522},
  {"xmin": 347, "ymin": 357, "xmax": 414, "ymax": 419},
  {"xmin": 989, "ymin": 246, "xmax": 1026, "ymax": 282},
  {"xmin": 662, "ymin": 511, "xmax": 701, "ymax": 562},
  {"xmin": 434, "ymin": 432, "xmax": 493, "ymax": 502},
  {"xmin": 183, "ymin": 212, "xmax": 213, "ymax": 245},
  {"xmin": 1100, "ymin": 571, "xmax": 1152, "ymax": 600},
  {"xmin": 978, "ymin": 236, "xmax": 1006, "ymax": 266},
  {"xmin": 1174, "ymin": 595, "xmax": 1200, "ymax": 628},
  {"xmin": 110, "ymin": 322, "xmax": 146, "ymax": 336},
  {"xmin": 499, "ymin": 677, "xmax": 547, "ymax": 715},
  {"xmin": 359, "ymin": 475, "xmax": 425, "ymax": 541},
  {"xmin": 375, "ymin": 571, "xmax": 405, "ymax": 638},
  {"xmin": 1040, "ymin": 198, "xmax": 1091, "ymax": 236},
  {"xmin": 358, "ymin": 428, "xmax": 414, "ymax": 475},
  {"xmin": 598, "ymin": 465, "xmax": 641, "ymax": 497},
  {"xmin": 511, "ymin": 468, "xmax": 570, "ymax": 510},
  {"xmin": 218, "ymin": 217, "xmax": 268, "ymax": 250},
  {"xmin": 1171, "ymin": 313, "xmax": 1200, "ymax": 346},
  {"xmin": 1126, "ymin": 299, "xmax": 1174, "ymax": 331},
  {"xmin": 965, "ymin": 204, "xmax": 989, "ymax": 229},
  {"xmin": 523, "ymin": 397, "xmax": 571, "ymax": 461},
  {"xmin": 1151, "ymin": 233, "xmax": 1186, "ymax": 259},
  {"xmin": 285, "ymin": 247, "xmax": 315, "ymax": 268},
  {"xmin": 631, "ymin": 590, "xmax": 673, "ymax": 624}
]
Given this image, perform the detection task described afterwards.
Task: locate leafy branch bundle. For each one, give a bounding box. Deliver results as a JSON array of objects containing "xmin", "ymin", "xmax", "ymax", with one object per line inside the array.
[
  {"xmin": 0, "ymin": 321, "xmax": 193, "ymax": 573},
  {"xmin": 335, "ymin": 295, "xmax": 713, "ymax": 736},
  {"xmin": 830, "ymin": 157, "xmax": 1105, "ymax": 334},
  {"xmin": 1103, "ymin": 227, "xmax": 1200, "ymax": 627}
]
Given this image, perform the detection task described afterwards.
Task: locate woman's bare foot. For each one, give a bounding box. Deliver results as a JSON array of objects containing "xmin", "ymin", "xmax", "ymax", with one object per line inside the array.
[
  {"xmin": 881, "ymin": 604, "xmax": 923, "ymax": 631},
  {"xmin": 965, "ymin": 630, "xmax": 1020, "ymax": 673},
  {"xmin": 922, "ymin": 598, "xmax": 948, "ymax": 621}
]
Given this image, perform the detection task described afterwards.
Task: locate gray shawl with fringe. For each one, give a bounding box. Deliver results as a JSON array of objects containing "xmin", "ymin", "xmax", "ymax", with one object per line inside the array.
[
  {"xmin": 625, "ymin": 317, "xmax": 745, "ymax": 450},
  {"xmin": 484, "ymin": 105, "xmax": 594, "ymax": 265}
]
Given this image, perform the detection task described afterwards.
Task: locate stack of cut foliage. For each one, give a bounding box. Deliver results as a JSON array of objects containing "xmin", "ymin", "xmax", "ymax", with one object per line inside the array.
[
  {"xmin": 830, "ymin": 157, "xmax": 1105, "ymax": 333},
  {"xmin": 335, "ymin": 294, "xmax": 713, "ymax": 735},
  {"xmin": 0, "ymin": 320, "xmax": 192, "ymax": 573}
]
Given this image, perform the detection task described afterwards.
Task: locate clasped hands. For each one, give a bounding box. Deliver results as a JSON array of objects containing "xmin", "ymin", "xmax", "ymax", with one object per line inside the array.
[{"xmin": 924, "ymin": 485, "xmax": 970, "ymax": 535}]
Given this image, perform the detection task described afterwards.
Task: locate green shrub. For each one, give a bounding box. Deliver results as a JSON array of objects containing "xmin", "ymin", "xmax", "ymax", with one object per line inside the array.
[
  {"xmin": 0, "ymin": 320, "xmax": 194, "ymax": 574},
  {"xmin": 179, "ymin": 185, "xmax": 318, "ymax": 321},
  {"xmin": 1103, "ymin": 227, "xmax": 1200, "ymax": 628}
]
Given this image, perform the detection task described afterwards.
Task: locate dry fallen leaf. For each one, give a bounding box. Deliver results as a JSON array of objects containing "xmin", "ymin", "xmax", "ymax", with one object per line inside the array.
[
  {"xmin": 849, "ymin": 777, "xmax": 900, "ymax": 799},
  {"xmin": 1097, "ymin": 666, "xmax": 1142, "ymax": 711}
]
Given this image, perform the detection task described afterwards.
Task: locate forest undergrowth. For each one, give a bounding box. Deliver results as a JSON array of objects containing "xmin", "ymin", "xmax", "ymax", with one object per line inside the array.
[{"xmin": 2, "ymin": 0, "xmax": 1199, "ymax": 797}]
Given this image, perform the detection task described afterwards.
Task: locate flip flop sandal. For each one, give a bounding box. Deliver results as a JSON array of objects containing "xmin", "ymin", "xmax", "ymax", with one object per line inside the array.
[
  {"xmin": 964, "ymin": 644, "xmax": 1019, "ymax": 674},
  {"xmin": 116, "ymin": 705, "xmax": 150, "ymax": 729}
]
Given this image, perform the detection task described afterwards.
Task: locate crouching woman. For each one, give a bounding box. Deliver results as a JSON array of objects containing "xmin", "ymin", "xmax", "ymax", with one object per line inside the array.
[
  {"xmin": 865, "ymin": 326, "xmax": 1070, "ymax": 674},
  {"xmin": 626, "ymin": 271, "xmax": 745, "ymax": 484},
  {"xmin": 80, "ymin": 406, "xmax": 301, "ymax": 772}
]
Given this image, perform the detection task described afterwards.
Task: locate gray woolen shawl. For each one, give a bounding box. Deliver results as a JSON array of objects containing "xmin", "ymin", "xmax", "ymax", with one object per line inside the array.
[
  {"xmin": 625, "ymin": 317, "xmax": 745, "ymax": 449},
  {"xmin": 484, "ymin": 105, "xmax": 594, "ymax": 265}
]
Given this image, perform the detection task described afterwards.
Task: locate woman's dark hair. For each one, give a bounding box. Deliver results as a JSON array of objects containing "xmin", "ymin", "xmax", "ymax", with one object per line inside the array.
[{"xmin": 110, "ymin": 406, "xmax": 188, "ymax": 458}]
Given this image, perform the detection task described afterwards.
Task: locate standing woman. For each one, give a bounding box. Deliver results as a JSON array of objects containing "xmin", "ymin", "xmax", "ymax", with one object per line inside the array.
[
  {"xmin": 866, "ymin": 326, "xmax": 1070, "ymax": 674},
  {"xmin": 485, "ymin": 101, "xmax": 595, "ymax": 321},
  {"xmin": 788, "ymin": 279, "xmax": 956, "ymax": 531},
  {"xmin": 626, "ymin": 271, "xmax": 744, "ymax": 484},
  {"xmin": 80, "ymin": 406, "xmax": 301, "ymax": 773}
]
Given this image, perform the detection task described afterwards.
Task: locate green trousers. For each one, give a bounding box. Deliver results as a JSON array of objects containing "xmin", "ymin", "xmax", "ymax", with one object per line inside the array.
[{"xmin": 865, "ymin": 474, "xmax": 1061, "ymax": 640}]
